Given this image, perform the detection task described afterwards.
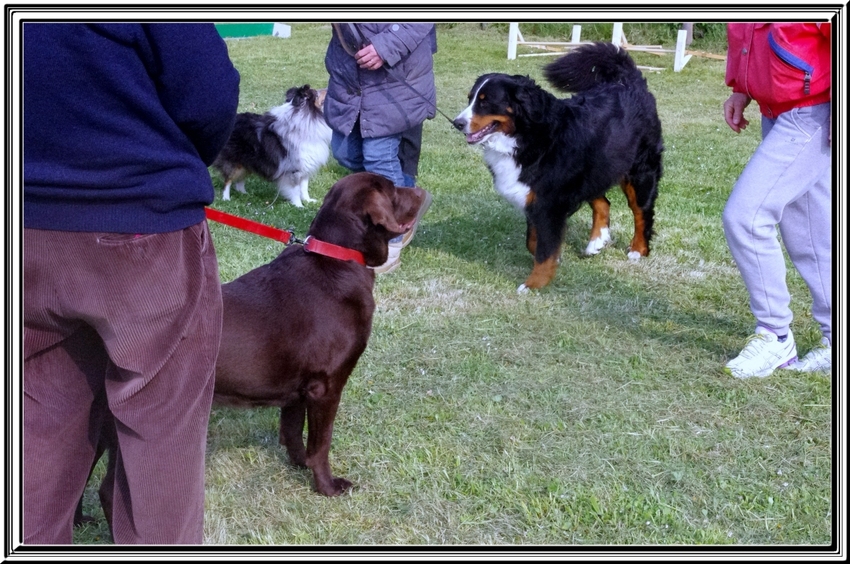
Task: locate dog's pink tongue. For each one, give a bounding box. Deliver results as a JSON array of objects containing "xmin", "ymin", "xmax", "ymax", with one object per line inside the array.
[{"xmin": 466, "ymin": 122, "xmax": 495, "ymax": 144}]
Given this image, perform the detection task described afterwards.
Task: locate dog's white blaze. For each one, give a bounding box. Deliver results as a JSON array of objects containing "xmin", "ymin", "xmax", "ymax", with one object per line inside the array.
[
  {"xmin": 482, "ymin": 134, "xmax": 530, "ymax": 210},
  {"xmin": 454, "ymin": 78, "xmax": 488, "ymax": 128},
  {"xmin": 455, "ymin": 101, "xmax": 473, "ymax": 124}
]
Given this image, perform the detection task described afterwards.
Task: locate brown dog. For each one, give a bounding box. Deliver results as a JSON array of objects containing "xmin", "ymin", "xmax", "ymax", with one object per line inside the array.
[
  {"xmin": 76, "ymin": 172, "xmax": 427, "ymax": 528},
  {"xmin": 213, "ymin": 172, "xmax": 425, "ymax": 495}
]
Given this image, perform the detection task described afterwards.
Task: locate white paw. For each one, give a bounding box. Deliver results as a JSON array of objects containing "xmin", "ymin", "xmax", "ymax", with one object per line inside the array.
[
  {"xmin": 517, "ymin": 284, "xmax": 530, "ymax": 294},
  {"xmin": 222, "ymin": 192, "xmax": 231, "ymax": 201},
  {"xmin": 235, "ymin": 182, "xmax": 247, "ymax": 194},
  {"xmin": 584, "ymin": 228, "xmax": 612, "ymax": 256},
  {"xmin": 290, "ymin": 200, "xmax": 304, "ymax": 208},
  {"xmin": 627, "ymin": 250, "xmax": 642, "ymax": 262}
]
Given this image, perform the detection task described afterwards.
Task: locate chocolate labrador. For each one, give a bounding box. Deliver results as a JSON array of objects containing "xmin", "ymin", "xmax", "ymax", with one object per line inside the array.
[
  {"xmin": 213, "ymin": 172, "xmax": 426, "ymax": 495},
  {"xmin": 77, "ymin": 172, "xmax": 427, "ymax": 528}
]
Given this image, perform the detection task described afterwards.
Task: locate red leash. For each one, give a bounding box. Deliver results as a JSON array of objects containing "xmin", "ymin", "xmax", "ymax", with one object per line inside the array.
[
  {"xmin": 205, "ymin": 207, "xmax": 366, "ymax": 265},
  {"xmin": 205, "ymin": 206, "xmax": 293, "ymax": 244}
]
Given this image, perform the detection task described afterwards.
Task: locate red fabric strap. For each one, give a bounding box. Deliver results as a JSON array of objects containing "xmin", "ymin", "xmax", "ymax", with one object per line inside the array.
[
  {"xmin": 303, "ymin": 236, "xmax": 366, "ymax": 266},
  {"xmin": 205, "ymin": 207, "xmax": 292, "ymax": 244},
  {"xmin": 205, "ymin": 207, "xmax": 365, "ymax": 265}
]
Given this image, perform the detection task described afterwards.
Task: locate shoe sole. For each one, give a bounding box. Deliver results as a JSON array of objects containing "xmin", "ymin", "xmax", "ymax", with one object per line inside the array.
[
  {"xmin": 724, "ymin": 356, "xmax": 797, "ymax": 379},
  {"xmin": 372, "ymin": 257, "xmax": 400, "ymax": 275},
  {"xmin": 786, "ymin": 360, "xmax": 831, "ymax": 373}
]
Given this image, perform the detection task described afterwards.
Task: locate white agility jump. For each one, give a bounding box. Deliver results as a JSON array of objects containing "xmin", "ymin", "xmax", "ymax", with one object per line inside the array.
[{"xmin": 507, "ymin": 23, "xmax": 694, "ymax": 72}]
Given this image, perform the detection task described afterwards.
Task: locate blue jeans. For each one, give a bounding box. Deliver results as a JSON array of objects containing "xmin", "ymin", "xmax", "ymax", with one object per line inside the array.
[
  {"xmin": 331, "ymin": 123, "xmax": 410, "ymax": 188},
  {"xmin": 332, "ymin": 122, "xmax": 416, "ymax": 244}
]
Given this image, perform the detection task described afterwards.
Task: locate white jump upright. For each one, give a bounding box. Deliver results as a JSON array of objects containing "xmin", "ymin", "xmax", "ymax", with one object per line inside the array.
[
  {"xmin": 673, "ymin": 29, "xmax": 692, "ymax": 72},
  {"xmin": 506, "ymin": 22, "xmax": 694, "ymax": 72},
  {"xmin": 611, "ymin": 22, "xmax": 626, "ymax": 46},
  {"xmin": 507, "ymin": 22, "xmax": 521, "ymax": 60}
]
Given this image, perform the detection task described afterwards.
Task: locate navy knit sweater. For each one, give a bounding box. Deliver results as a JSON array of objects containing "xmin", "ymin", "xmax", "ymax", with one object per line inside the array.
[{"xmin": 23, "ymin": 23, "xmax": 240, "ymax": 233}]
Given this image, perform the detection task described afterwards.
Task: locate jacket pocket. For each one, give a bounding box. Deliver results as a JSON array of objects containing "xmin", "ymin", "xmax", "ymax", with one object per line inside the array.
[{"xmin": 768, "ymin": 31, "xmax": 814, "ymax": 95}]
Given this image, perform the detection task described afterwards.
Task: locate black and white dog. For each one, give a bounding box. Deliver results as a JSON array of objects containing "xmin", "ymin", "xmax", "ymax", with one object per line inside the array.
[{"xmin": 212, "ymin": 85, "xmax": 332, "ymax": 207}]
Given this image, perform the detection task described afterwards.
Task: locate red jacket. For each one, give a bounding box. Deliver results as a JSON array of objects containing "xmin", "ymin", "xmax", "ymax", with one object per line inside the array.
[{"xmin": 726, "ymin": 23, "xmax": 831, "ymax": 118}]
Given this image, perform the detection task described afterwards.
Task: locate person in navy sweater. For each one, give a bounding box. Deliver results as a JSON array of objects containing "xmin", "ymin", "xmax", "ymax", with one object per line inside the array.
[{"xmin": 23, "ymin": 23, "xmax": 240, "ymax": 544}]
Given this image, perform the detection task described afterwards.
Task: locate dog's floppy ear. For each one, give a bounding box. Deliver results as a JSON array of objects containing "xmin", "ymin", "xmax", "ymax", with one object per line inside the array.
[
  {"xmin": 511, "ymin": 76, "xmax": 548, "ymax": 125},
  {"xmin": 365, "ymin": 190, "xmax": 404, "ymax": 235}
]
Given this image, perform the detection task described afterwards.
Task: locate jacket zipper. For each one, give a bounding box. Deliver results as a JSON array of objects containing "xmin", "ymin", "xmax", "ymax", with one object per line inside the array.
[{"xmin": 768, "ymin": 31, "xmax": 813, "ymax": 95}]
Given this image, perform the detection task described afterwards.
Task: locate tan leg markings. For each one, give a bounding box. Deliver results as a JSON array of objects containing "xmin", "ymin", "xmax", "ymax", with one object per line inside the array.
[
  {"xmin": 588, "ymin": 197, "xmax": 611, "ymax": 241},
  {"xmin": 621, "ymin": 181, "xmax": 648, "ymax": 256},
  {"xmin": 522, "ymin": 255, "xmax": 559, "ymax": 290}
]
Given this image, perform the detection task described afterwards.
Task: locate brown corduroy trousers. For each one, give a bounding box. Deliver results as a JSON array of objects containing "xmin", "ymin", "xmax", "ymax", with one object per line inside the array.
[{"xmin": 23, "ymin": 221, "xmax": 222, "ymax": 544}]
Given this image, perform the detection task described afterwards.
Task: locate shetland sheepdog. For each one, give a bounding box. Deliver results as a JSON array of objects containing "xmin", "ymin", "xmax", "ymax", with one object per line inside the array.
[{"xmin": 212, "ymin": 85, "xmax": 332, "ymax": 207}]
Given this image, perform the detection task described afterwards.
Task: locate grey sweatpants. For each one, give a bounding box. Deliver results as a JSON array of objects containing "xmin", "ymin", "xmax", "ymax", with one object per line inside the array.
[{"xmin": 722, "ymin": 102, "xmax": 832, "ymax": 345}]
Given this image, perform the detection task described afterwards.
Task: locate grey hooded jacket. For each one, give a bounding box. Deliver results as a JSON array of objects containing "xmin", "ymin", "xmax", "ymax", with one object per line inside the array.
[{"xmin": 324, "ymin": 23, "xmax": 436, "ymax": 138}]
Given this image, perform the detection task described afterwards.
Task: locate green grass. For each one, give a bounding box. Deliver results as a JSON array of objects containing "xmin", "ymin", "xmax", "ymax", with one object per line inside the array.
[{"xmin": 74, "ymin": 22, "xmax": 834, "ymax": 549}]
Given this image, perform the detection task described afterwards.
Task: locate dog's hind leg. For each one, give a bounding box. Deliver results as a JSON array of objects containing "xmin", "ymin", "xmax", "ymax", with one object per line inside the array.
[
  {"xmin": 279, "ymin": 401, "xmax": 308, "ymax": 468},
  {"xmin": 621, "ymin": 178, "xmax": 655, "ymax": 261},
  {"xmin": 584, "ymin": 196, "xmax": 613, "ymax": 255}
]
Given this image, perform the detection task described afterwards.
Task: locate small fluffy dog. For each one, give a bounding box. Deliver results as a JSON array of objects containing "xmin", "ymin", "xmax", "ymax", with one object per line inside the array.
[
  {"xmin": 212, "ymin": 84, "xmax": 332, "ymax": 207},
  {"xmin": 453, "ymin": 43, "xmax": 664, "ymax": 292}
]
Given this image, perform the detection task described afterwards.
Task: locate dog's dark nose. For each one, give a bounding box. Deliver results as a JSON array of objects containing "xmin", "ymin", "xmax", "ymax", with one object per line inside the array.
[{"xmin": 452, "ymin": 118, "xmax": 465, "ymax": 132}]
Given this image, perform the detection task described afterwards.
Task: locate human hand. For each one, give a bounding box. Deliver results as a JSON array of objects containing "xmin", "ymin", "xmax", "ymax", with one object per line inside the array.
[
  {"xmin": 723, "ymin": 92, "xmax": 751, "ymax": 133},
  {"xmin": 355, "ymin": 44, "xmax": 384, "ymax": 70}
]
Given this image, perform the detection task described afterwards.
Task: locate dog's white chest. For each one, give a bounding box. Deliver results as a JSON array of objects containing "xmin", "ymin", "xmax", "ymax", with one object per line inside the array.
[{"xmin": 482, "ymin": 134, "xmax": 530, "ymax": 210}]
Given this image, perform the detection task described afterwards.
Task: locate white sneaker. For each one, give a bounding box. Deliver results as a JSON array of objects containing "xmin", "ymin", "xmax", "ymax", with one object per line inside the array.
[
  {"xmin": 371, "ymin": 242, "xmax": 401, "ymax": 275},
  {"xmin": 372, "ymin": 188, "xmax": 432, "ymax": 275},
  {"xmin": 788, "ymin": 338, "xmax": 831, "ymax": 373},
  {"xmin": 724, "ymin": 327, "xmax": 797, "ymax": 379}
]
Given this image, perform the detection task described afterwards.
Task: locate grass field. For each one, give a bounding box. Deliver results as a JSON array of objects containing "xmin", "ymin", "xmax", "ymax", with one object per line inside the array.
[{"xmin": 74, "ymin": 22, "xmax": 835, "ymax": 550}]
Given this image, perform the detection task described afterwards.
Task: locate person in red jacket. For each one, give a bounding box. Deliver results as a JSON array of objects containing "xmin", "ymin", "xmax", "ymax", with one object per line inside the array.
[{"xmin": 721, "ymin": 22, "xmax": 831, "ymax": 378}]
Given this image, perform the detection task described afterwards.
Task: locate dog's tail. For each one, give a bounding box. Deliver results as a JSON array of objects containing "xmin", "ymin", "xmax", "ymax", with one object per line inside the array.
[{"xmin": 543, "ymin": 42, "xmax": 644, "ymax": 93}]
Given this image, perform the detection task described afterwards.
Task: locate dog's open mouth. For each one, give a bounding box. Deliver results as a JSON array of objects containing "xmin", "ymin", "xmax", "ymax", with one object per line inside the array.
[{"xmin": 466, "ymin": 121, "xmax": 499, "ymax": 144}]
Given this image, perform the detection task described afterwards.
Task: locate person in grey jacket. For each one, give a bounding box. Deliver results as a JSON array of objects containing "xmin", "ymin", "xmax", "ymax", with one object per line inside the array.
[{"xmin": 324, "ymin": 23, "xmax": 435, "ymax": 273}]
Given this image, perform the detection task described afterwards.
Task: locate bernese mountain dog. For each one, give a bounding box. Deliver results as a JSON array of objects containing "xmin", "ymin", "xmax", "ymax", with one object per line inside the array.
[{"xmin": 453, "ymin": 42, "xmax": 664, "ymax": 293}]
